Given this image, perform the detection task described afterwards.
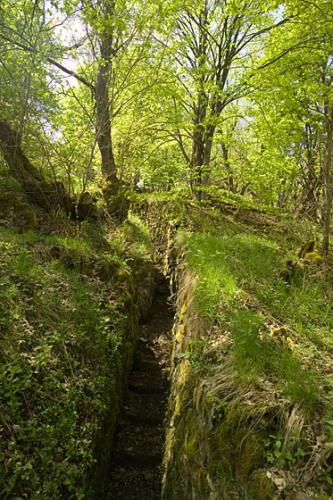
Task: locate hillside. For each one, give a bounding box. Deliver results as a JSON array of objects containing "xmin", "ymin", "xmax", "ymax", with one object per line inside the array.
[
  {"xmin": 0, "ymin": 182, "xmax": 332, "ymax": 498},
  {"xmin": 0, "ymin": 0, "xmax": 332, "ymax": 498},
  {"xmin": 134, "ymin": 195, "xmax": 333, "ymax": 498},
  {"xmin": 0, "ymin": 182, "xmax": 155, "ymax": 498}
]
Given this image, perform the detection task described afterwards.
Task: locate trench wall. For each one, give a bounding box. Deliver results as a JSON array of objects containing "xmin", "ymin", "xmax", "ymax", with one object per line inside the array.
[
  {"xmin": 134, "ymin": 198, "xmax": 279, "ymax": 500},
  {"xmin": 88, "ymin": 256, "xmax": 155, "ymax": 497}
]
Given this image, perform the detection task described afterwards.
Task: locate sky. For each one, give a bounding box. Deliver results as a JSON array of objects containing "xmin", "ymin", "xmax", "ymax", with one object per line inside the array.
[{"xmin": 45, "ymin": 0, "xmax": 86, "ymax": 87}]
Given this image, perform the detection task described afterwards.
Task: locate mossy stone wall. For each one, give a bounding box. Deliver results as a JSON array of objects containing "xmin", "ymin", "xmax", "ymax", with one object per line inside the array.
[
  {"xmin": 134, "ymin": 200, "xmax": 275, "ymax": 499},
  {"xmin": 88, "ymin": 256, "xmax": 155, "ymax": 497}
]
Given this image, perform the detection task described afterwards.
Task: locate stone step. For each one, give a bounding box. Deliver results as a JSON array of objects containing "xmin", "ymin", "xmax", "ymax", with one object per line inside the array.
[
  {"xmin": 114, "ymin": 448, "xmax": 163, "ymax": 468},
  {"xmin": 128, "ymin": 371, "xmax": 168, "ymax": 395},
  {"xmin": 113, "ymin": 421, "xmax": 163, "ymax": 468},
  {"xmin": 133, "ymin": 357, "xmax": 169, "ymax": 378},
  {"xmin": 123, "ymin": 390, "xmax": 167, "ymax": 425},
  {"xmin": 133, "ymin": 355, "xmax": 161, "ymax": 373},
  {"xmin": 124, "ymin": 410, "xmax": 162, "ymax": 426},
  {"xmin": 135, "ymin": 345, "xmax": 157, "ymax": 362},
  {"xmin": 107, "ymin": 464, "xmax": 161, "ymax": 500}
]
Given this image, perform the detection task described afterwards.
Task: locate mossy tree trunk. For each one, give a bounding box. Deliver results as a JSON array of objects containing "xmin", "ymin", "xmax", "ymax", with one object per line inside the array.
[
  {"xmin": 0, "ymin": 121, "xmax": 74, "ymax": 213},
  {"xmin": 91, "ymin": 0, "xmax": 131, "ymax": 219}
]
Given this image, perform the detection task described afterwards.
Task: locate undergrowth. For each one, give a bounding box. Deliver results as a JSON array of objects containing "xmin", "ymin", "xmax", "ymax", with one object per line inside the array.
[
  {"xmin": 0, "ymin": 213, "xmax": 151, "ymax": 498},
  {"xmin": 181, "ymin": 215, "xmax": 333, "ymax": 493},
  {"xmin": 186, "ymin": 229, "xmax": 333, "ymax": 411},
  {"xmin": 135, "ymin": 195, "xmax": 332, "ymax": 495}
]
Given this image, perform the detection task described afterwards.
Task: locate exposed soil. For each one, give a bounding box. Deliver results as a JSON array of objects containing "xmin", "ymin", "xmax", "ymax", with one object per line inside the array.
[{"xmin": 107, "ymin": 275, "xmax": 173, "ymax": 499}]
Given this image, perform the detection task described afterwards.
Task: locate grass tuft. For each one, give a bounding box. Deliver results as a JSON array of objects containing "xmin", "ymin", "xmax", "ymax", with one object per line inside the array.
[{"xmin": 185, "ymin": 228, "xmax": 332, "ymax": 413}]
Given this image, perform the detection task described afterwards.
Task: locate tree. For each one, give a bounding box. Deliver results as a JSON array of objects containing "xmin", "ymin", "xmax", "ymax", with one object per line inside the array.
[
  {"xmin": 322, "ymin": 99, "xmax": 333, "ymax": 257},
  {"xmin": 157, "ymin": 0, "xmax": 291, "ymax": 198},
  {"xmin": 84, "ymin": 0, "xmax": 118, "ymax": 179}
]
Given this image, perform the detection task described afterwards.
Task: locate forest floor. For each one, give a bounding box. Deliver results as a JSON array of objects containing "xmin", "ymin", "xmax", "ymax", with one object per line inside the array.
[
  {"xmin": 0, "ymin": 182, "xmax": 157, "ymax": 498},
  {"xmin": 138, "ymin": 194, "xmax": 333, "ymax": 497},
  {"xmin": 107, "ymin": 273, "xmax": 174, "ymax": 500},
  {"xmin": 1, "ymin": 182, "xmax": 333, "ymax": 497}
]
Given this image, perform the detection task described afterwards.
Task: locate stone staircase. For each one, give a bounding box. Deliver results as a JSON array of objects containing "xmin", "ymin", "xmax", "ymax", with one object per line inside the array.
[{"xmin": 107, "ymin": 283, "xmax": 173, "ymax": 500}]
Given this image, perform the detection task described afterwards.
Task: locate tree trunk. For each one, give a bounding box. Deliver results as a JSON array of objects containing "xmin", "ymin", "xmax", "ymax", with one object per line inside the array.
[
  {"xmin": 221, "ymin": 142, "xmax": 234, "ymax": 192},
  {"xmin": 191, "ymin": 122, "xmax": 218, "ymax": 200},
  {"xmin": 93, "ymin": 1, "xmax": 130, "ymax": 218},
  {"xmin": 300, "ymin": 161, "xmax": 319, "ymax": 220},
  {"xmin": 322, "ymin": 101, "xmax": 333, "ymax": 258},
  {"xmin": 95, "ymin": 0, "xmax": 117, "ymax": 180},
  {"xmin": 191, "ymin": 127, "xmax": 204, "ymax": 200},
  {"xmin": 300, "ymin": 123, "xmax": 319, "ymax": 219},
  {"xmin": 191, "ymin": 89, "xmax": 207, "ymax": 200},
  {"xmin": 0, "ymin": 121, "xmax": 74, "ymax": 213},
  {"xmin": 95, "ymin": 49, "xmax": 117, "ymax": 179},
  {"xmin": 201, "ymin": 124, "xmax": 216, "ymax": 188},
  {"xmin": 189, "ymin": 7, "xmax": 209, "ymax": 202}
]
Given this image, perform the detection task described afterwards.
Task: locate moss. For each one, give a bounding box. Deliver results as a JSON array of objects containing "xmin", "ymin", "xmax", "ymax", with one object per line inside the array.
[
  {"xmin": 174, "ymin": 393, "xmax": 183, "ymax": 418},
  {"xmin": 303, "ymin": 250, "xmax": 323, "ymax": 263},
  {"xmin": 247, "ymin": 470, "xmax": 276, "ymax": 499},
  {"xmin": 236, "ymin": 432, "xmax": 264, "ymax": 482},
  {"xmin": 179, "ymin": 303, "xmax": 187, "ymax": 321},
  {"xmin": 175, "ymin": 323, "xmax": 186, "ymax": 343},
  {"xmin": 101, "ymin": 176, "xmax": 130, "ymax": 220},
  {"xmin": 163, "ymin": 410, "xmax": 209, "ymax": 500},
  {"xmin": 183, "ymin": 413, "xmax": 204, "ymax": 459},
  {"xmin": 0, "ymin": 191, "xmax": 38, "ymax": 229}
]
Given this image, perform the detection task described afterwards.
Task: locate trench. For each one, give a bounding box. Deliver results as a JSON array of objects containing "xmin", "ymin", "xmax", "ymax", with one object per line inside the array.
[{"xmin": 106, "ymin": 272, "xmax": 173, "ymax": 500}]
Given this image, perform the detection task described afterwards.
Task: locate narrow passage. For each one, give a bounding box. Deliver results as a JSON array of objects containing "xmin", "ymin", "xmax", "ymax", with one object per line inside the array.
[{"xmin": 107, "ymin": 274, "xmax": 173, "ymax": 499}]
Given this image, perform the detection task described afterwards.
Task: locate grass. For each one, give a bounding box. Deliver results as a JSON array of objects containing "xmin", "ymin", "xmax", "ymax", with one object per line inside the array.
[
  {"xmin": 185, "ymin": 229, "xmax": 333, "ymax": 412},
  {"xmin": 110, "ymin": 211, "xmax": 153, "ymax": 259},
  {"xmin": 0, "ymin": 213, "xmax": 152, "ymax": 498},
  {"xmin": 171, "ymin": 210, "xmax": 333, "ymax": 493},
  {"xmin": 0, "ymin": 235, "xmax": 111, "ymax": 498}
]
